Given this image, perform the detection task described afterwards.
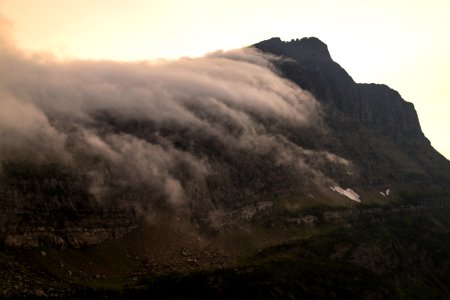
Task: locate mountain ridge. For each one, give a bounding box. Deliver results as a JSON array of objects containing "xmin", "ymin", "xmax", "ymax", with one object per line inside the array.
[{"xmin": 253, "ymin": 37, "xmax": 450, "ymax": 192}]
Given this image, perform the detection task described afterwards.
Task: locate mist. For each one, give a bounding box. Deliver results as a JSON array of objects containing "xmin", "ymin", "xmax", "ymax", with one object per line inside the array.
[{"xmin": 0, "ymin": 35, "xmax": 353, "ymax": 220}]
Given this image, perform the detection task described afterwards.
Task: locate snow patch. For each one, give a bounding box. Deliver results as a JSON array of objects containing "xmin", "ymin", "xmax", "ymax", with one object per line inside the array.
[
  {"xmin": 330, "ymin": 186, "xmax": 361, "ymax": 202},
  {"xmin": 380, "ymin": 189, "xmax": 390, "ymax": 197}
]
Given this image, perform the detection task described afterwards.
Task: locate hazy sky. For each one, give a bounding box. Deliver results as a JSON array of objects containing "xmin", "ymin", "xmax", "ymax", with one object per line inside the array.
[{"xmin": 1, "ymin": 0, "xmax": 450, "ymax": 159}]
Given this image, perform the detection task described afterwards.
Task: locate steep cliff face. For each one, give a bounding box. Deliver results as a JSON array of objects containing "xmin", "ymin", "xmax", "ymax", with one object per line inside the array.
[
  {"xmin": 254, "ymin": 37, "xmax": 423, "ymax": 136},
  {"xmin": 254, "ymin": 37, "xmax": 450, "ymax": 192},
  {"xmin": 0, "ymin": 162, "xmax": 137, "ymax": 248}
]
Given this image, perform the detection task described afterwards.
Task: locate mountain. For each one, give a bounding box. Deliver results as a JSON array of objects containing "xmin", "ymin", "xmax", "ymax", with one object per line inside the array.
[
  {"xmin": 0, "ymin": 37, "xmax": 449, "ymax": 298},
  {"xmin": 254, "ymin": 37, "xmax": 450, "ymax": 193}
]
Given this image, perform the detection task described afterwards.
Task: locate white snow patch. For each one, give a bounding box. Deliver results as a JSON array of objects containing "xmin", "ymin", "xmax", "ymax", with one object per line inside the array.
[{"xmin": 330, "ymin": 186, "xmax": 361, "ymax": 202}]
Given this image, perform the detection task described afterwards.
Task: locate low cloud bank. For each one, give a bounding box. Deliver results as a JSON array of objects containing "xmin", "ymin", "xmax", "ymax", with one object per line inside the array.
[{"xmin": 0, "ymin": 35, "xmax": 352, "ymax": 218}]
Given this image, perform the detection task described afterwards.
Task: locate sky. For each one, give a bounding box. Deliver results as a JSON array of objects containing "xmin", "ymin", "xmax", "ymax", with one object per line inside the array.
[{"xmin": 1, "ymin": 0, "xmax": 450, "ymax": 159}]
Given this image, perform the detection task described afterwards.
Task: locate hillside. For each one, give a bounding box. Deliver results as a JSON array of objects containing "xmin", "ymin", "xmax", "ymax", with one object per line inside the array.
[{"xmin": 0, "ymin": 37, "xmax": 449, "ymax": 298}]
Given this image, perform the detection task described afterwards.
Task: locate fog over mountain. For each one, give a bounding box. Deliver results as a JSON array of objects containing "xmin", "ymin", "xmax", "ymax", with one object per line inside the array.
[
  {"xmin": 1, "ymin": 32, "xmax": 450, "ymax": 298},
  {"xmin": 0, "ymin": 35, "xmax": 355, "ymax": 223}
]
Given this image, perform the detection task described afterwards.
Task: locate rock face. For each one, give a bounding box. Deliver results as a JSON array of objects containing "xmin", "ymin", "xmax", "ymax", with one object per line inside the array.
[
  {"xmin": 1, "ymin": 37, "xmax": 449, "ymax": 248},
  {"xmin": 0, "ymin": 162, "xmax": 137, "ymax": 247},
  {"xmin": 255, "ymin": 37, "xmax": 333, "ymax": 62},
  {"xmin": 254, "ymin": 37, "xmax": 422, "ymax": 135},
  {"xmin": 254, "ymin": 37, "xmax": 450, "ymax": 191}
]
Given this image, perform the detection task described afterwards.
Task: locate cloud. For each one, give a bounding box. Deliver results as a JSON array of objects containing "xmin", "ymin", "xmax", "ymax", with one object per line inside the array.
[
  {"xmin": 0, "ymin": 33, "xmax": 353, "ymax": 220},
  {"xmin": 0, "ymin": 91, "xmax": 67, "ymax": 162}
]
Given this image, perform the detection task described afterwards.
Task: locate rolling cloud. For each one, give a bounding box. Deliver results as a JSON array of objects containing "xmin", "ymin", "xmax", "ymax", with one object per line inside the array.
[{"xmin": 0, "ymin": 32, "xmax": 353, "ymax": 220}]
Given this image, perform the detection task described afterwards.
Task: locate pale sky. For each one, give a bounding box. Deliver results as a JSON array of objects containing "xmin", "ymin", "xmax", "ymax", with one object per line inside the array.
[{"xmin": 1, "ymin": 0, "xmax": 450, "ymax": 159}]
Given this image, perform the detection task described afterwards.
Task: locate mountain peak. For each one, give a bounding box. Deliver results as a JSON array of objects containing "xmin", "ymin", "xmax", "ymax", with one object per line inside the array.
[{"xmin": 253, "ymin": 37, "xmax": 332, "ymax": 61}]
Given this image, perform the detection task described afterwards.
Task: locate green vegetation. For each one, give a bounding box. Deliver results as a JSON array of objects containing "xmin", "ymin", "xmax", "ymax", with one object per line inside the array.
[{"xmin": 61, "ymin": 205, "xmax": 450, "ymax": 299}]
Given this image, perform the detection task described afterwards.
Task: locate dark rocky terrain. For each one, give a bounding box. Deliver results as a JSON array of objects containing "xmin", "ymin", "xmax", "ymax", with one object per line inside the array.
[
  {"xmin": 0, "ymin": 37, "xmax": 449, "ymax": 299},
  {"xmin": 254, "ymin": 37, "xmax": 450, "ymax": 193}
]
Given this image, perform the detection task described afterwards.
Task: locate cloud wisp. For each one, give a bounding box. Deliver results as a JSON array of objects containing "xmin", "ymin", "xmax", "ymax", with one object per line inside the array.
[{"xmin": 0, "ymin": 36, "xmax": 353, "ymax": 220}]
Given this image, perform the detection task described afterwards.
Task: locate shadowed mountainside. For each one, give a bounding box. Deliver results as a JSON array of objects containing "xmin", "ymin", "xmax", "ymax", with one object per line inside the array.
[
  {"xmin": 254, "ymin": 37, "xmax": 450, "ymax": 193},
  {"xmin": 0, "ymin": 37, "xmax": 450, "ymax": 299},
  {"xmin": 1, "ymin": 36, "xmax": 450, "ymax": 248}
]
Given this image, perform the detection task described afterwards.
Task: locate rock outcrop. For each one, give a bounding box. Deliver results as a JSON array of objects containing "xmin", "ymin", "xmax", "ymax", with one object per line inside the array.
[
  {"xmin": 0, "ymin": 162, "xmax": 137, "ymax": 247},
  {"xmin": 254, "ymin": 37, "xmax": 450, "ymax": 192}
]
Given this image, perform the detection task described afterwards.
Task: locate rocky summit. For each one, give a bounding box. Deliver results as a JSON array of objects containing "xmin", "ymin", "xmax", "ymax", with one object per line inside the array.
[
  {"xmin": 254, "ymin": 37, "xmax": 450, "ymax": 192},
  {"xmin": 0, "ymin": 37, "xmax": 449, "ymax": 299}
]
